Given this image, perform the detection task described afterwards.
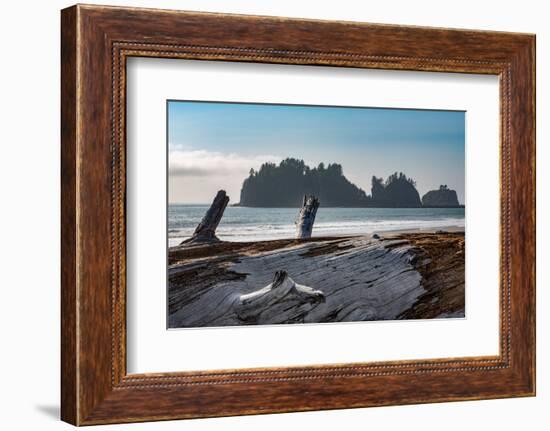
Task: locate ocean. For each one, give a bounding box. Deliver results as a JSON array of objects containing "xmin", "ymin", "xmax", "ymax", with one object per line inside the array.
[{"xmin": 168, "ymin": 205, "xmax": 465, "ymax": 247}]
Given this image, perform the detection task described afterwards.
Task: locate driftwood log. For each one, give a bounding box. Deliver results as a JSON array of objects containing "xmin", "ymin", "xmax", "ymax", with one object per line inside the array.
[
  {"xmin": 181, "ymin": 190, "xmax": 229, "ymax": 244},
  {"xmin": 168, "ymin": 232, "xmax": 465, "ymax": 328},
  {"xmin": 295, "ymin": 195, "xmax": 320, "ymax": 239}
]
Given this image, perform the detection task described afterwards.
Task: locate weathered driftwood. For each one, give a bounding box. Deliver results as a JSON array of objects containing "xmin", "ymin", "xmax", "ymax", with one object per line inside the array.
[
  {"xmin": 168, "ymin": 232, "xmax": 465, "ymax": 328},
  {"xmin": 238, "ymin": 270, "xmax": 325, "ymax": 324},
  {"xmin": 181, "ymin": 190, "xmax": 229, "ymax": 244},
  {"xmin": 295, "ymin": 195, "xmax": 319, "ymax": 239}
]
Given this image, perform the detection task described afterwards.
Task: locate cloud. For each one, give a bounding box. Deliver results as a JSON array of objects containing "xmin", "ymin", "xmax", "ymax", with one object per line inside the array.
[{"xmin": 169, "ymin": 150, "xmax": 281, "ymax": 177}]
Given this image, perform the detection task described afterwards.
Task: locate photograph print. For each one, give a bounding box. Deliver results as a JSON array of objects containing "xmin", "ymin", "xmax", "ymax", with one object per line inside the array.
[{"xmin": 167, "ymin": 101, "xmax": 465, "ymax": 328}]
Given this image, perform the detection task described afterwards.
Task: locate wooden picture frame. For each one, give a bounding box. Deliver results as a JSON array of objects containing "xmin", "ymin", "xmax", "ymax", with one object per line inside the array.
[{"xmin": 61, "ymin": 4, "xmax": 535, "ymax": 425}]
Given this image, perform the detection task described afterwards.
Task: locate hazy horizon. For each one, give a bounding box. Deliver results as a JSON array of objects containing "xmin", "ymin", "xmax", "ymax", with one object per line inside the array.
[{"xmin": 168, "ymin": 101, "xmax": 465, "ymax": 205}]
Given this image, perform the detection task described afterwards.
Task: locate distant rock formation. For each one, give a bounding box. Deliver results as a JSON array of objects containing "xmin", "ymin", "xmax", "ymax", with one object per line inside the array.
[
  {"xmin": 370, "ymin": 172, "xmax": 422, "ymax": 208},
  {"xmin": 422, "ymin": 185, "xmax": 460, "ymax": 207},
  {"xmin": 238, "ymin": 158, "xmax": 427, "ymax": 208},
  {"xmin": 239, "ymin": 158, "xmax": 370, "ymax": 207}
]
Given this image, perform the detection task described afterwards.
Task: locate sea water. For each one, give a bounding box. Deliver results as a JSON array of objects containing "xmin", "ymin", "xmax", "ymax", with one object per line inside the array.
[{"xmin": 168, "ymin": 205, "xmax": 465, "ymax": 246}]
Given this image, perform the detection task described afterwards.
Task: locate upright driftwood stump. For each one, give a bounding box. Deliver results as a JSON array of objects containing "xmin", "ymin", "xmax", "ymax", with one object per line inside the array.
[
  {"xmin": 295, "ymin": 195, "xmax": 320, "ymax": 239},
  {"xmin": 182, "ymin": 190, "xmax": 229, "ymax": 244}
]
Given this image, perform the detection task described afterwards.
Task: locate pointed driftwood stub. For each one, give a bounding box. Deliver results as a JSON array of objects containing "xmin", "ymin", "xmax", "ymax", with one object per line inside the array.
[
  {"xmin": 295, "ymin": 195, "xmax": 320, "ymax": 239},
  {"xmin": 182, "ymin": 190, "xmax": 229, "ymax": 244}
]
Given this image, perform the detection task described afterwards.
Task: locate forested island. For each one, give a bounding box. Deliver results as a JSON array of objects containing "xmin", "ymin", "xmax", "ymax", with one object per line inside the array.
[{"xmin": 237, "ymin": 158, "xmax": 462, "ymax": 208}]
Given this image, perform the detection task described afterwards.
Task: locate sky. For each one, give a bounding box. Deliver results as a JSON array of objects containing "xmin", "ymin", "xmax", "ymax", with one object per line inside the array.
[{"xmin": 168, "ymin": 100, "xmax": 465, "ymax": 205}]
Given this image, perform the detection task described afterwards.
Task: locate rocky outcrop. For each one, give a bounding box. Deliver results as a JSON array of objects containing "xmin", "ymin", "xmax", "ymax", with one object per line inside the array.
[
  {"xmin": 238, "ymin": 157, "xmax": 462, "ymax": 209},
  {"xmin": 422, "ymin": 185, "xmax": 460, "ymax": 207},
  {"xmin": 239, "ymin": 158, "xmax": 370, "ymax": 207},
  {"xmin": 370, "ymin": 172, "xmax": 422, "ymax": 208},
  {"xmin": 238, "ymin": 159, "xmax": 427, "ymax": 208}
]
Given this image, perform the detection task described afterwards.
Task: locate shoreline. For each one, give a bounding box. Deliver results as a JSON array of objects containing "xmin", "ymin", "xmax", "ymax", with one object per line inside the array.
[
  {"xmin": 373, "ymin": 225, "xmax": 464, "ymax": 236},
  {"xmin": 169, "ymin": 225, "xmax": 465, "ymax": 249},
  {"xmin": 169, "ymin": 205, "xmax": 465, "ymax": 246}
]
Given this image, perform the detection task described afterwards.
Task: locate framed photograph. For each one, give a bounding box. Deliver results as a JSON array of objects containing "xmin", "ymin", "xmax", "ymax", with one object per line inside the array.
[
  {"xmin": 61, "ymin": 4, "xmax": 535, "ymax": 425},
  {"xmin": 165, "ymin": 101, "xmax": 467, "ymax": 330}
]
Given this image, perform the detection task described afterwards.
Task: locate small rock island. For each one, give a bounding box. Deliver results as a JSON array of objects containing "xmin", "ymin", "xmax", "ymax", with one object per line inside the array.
[{"xmin": 422, "ymin": 185, "xmax": 460, "ymax": 207}]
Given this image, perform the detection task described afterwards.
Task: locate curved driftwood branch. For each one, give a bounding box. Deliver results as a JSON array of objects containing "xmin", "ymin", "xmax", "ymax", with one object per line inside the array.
[
  {"xmin": 182, "ymin": 190, "xmax": 229, "ymax": 244},
  {"xmin": 237, "ymin": 270, "xmax": 325, "ymax": 324},
  {"xmin": 295, "ymin": 195, "xmax": 320, "ymax": 239}
]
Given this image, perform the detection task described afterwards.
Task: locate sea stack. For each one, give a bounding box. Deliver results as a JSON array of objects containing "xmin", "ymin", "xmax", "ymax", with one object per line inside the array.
[
  {"xmin": 370, "ymin": 172, "xmax": 422, "ymax": 208},
  {"xmin": 422, "ymin": 185, "xmax": 460, "ymax": 207}
]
